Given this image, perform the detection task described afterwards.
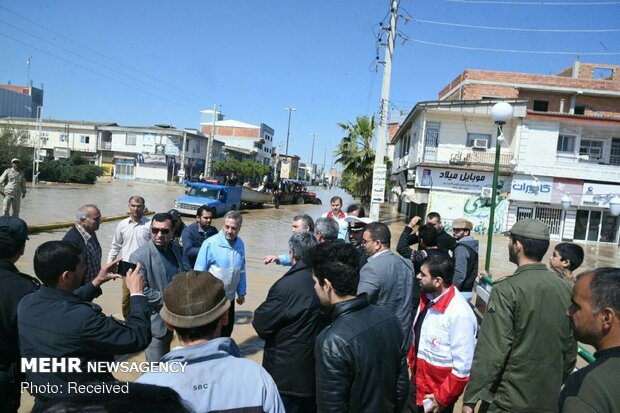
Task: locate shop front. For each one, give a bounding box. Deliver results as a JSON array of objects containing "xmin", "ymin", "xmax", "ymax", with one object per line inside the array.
[{"xmin": 575, "ymin": 182, "xmax": 620, "ymax": 244}]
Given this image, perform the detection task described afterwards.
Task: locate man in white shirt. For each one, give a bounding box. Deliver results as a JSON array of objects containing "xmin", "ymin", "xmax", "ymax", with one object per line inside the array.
[{"xmin": 107, "ymin": 195, "xmax": 151, "ymax": 319}]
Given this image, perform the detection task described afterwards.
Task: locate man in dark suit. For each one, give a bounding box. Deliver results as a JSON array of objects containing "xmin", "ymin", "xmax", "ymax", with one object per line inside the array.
[
  {"xmin": 130, "ymin": 212, "xmax": 182, "ymax": 362},
  {"xmin": 359, "ymin": 222, "xmax": 414, "ymax": 342},
  {"xmin": 62, "ymin": 204, "xmax": 102, "ymax": 285},
  {"xmin": 253, "ymin": 231, "xmax": 325, "ymax": 413}
]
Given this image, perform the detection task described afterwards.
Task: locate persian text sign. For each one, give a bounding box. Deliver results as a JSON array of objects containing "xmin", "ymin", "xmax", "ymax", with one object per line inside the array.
[
  {"xmin": 371, "ymin": 164, "xmax": 387, "ymax": 203},
  {"xmin": 415, "ymin": 166, "xmax": 495, "ymax": 193}
]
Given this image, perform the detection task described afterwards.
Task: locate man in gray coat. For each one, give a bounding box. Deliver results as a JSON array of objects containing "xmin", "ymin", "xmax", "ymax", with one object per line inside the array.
[
  {"xmin": 359, "ymin": 222, "xmax": 414, "ymax": 342},
  {"xmin": 452, "ymin": 217, "xmax": 478, "ymax": 301},
  {"xmin": 129, "ymin": 212, "xmax": 182, "ymax": 362}
]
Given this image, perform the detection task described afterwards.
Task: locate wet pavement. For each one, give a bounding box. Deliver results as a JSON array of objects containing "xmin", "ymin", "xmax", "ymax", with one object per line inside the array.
[{"xmin": 13, "ymin": 180, "xmax": 620, "ymax": 412}]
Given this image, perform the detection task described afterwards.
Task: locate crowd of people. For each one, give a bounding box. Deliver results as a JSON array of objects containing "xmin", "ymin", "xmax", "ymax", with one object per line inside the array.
[{"xmin": 0, "ymin": 193, "xmax": 618, "ymax": 413}]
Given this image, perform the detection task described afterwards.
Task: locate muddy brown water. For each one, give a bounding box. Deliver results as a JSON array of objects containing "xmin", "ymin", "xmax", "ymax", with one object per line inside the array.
[{"xmin": 13, "ymin": 180, "xmax": 619, "ymax": 411}]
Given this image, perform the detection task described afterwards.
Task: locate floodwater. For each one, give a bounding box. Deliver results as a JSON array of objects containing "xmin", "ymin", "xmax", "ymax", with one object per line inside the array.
[{"xmin": 13, "ymin": 180, "xmax": 620, "ymax": 412}]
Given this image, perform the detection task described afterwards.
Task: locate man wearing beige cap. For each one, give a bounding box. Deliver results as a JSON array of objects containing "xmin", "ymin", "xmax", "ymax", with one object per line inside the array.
[
  {"xmin": 451, "ymin": 218, "xmax": 478, "ymax": 301},
  {"xmin": 462, "ymin": 218, "xmax": 577, "ymax": 413},
  {"xmin": 0, "ymin": 158, "xmax": 27, "ymax": 218},
  {"xmin": 137, "ymin": 271, "xmax": 284, "ymax": 413}
]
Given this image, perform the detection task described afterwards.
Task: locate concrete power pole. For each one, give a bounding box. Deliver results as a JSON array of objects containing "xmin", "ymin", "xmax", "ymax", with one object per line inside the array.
[
  {"xmin": 204, "ymin": 104, "xmax": 217, "ymax": 178},
  {"xmin": 310, "ymin": 132, "xmax": 317, "ymax": 183},
  {"xmin": 369, "ymin": 0, "xmax": 399, "ymax": 222}
]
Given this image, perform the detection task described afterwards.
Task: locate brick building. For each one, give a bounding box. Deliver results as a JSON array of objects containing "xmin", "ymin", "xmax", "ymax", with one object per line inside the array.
[{"xmin": 391, "ymin": 62, "xmax": 620, "ymax": 244}]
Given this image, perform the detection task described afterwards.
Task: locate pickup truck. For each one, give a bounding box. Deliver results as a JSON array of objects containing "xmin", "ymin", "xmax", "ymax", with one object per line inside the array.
[{"xmin": 173, "ymin": 183, "xmax": 242, "ymax": 217}]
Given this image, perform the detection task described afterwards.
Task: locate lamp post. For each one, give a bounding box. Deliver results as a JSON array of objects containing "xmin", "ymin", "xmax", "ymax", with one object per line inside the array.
[
  {"xmin": 485, "ymin": 102, "xmax": 513, "ymax": 272},
  {"xmin": 310, "ymin": 133, "xmax": 317, "ymax": 183},
  {"xmin": 284, "ymin": 108, "xmax": 296, "ymax": 159}
]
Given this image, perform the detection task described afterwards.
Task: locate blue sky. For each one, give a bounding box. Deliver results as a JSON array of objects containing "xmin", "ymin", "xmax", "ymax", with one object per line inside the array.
[{"xmin": 2, "ymin": 0, "xmax": 619, "ymax": 166}]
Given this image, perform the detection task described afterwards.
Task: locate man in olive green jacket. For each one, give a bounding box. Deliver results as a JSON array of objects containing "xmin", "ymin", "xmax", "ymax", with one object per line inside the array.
[{"xmin": 462, "ymin": 219, "xmax": 577, "ymax": 413}]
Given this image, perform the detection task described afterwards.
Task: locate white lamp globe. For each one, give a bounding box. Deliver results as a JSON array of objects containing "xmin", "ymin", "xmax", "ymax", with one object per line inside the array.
[
  {"xmin": 491, "ymin": 102, "xmax": 514, "ymax": 125},
  {"xmin": 609, "ymin": 195, "xmax": 620, "ymax": 217},
  {"xmin": 561, "ymin": 194, "xmax": 571, "ymax": 211}
]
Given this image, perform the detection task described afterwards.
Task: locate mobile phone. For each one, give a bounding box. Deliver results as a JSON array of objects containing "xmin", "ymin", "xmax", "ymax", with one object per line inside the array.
[{"xmin": 117, "ymin": 261, "xmax": 137, "ymax": 277}]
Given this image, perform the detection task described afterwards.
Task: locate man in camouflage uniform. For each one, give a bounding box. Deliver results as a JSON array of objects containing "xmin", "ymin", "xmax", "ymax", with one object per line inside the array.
[
  {"xmin": 462, "ymin": 219, "xmax": 577, "ymax": 413},
  {"xmin": 0, "ymin": 159, "xmax": 27, "ymax": 218}
]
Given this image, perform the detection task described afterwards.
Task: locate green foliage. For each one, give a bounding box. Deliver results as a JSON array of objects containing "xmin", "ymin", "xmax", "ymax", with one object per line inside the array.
[
  {"xmin": 0, "ymin": 124, "xmax": 33, "ymax": 179},
  {"xmin": 38, "ymin": 155, "xmax": 104, "ymax": 184},
  {"xmin": 334, "ymin": 115, "xmax": 377, "ymax": 205},
  {"xmin": 214, "ymin": 158, "xmax": 271, "ymax": 183}
]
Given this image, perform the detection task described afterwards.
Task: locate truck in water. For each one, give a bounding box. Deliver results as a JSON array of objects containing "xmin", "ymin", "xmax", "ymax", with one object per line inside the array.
[{"xmin": 173, "ymin": 183, "xmax": 241, "ymax": 217}]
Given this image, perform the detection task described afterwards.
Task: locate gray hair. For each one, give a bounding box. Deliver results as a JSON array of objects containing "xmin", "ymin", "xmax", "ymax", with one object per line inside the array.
[
  {"xmin": 289, "ymin": 231, "xmax": 318, "ymax": 261},
  {"xmin": 223, "ymin": 210, "xmax": 242, "ymax": 226},
  {"xmin": 579, "ymin": 267, "xmax": 620, "ymax": 315},
  {"xmin": 315, "ymin": 217, "xmax": 339, "ymax": 241},
  {"xmin": 76, "ymin": 204, "xmax": 99, "ymax": 223},
  {"xmin": 293, "ymin": 214, "xmax": 315, "ymax": 232}
]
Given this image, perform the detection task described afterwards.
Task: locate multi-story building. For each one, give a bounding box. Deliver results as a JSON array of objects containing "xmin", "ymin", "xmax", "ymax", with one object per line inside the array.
[
  {"xmin": 0, "ymin": 117, "xmax": 221, "ymax": 183},
  {"xmin": 391, "ymin": 62, "xmax": 620, "ymax": 244},
  {"xmin": 200, "ymin": 109, "xmax": 274, "ymax": 166},
  {"xmin": 0, "ymin": 84, "xmax": 44, "ymax": 118}
]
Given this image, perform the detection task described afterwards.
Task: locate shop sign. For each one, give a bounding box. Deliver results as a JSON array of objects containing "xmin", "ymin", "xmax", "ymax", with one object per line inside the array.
[
  {"xmin": 582, "ymin": 182, "xmax": 620, "ymax": 207},
  {"xmin": 415, "ymin": 166, "xmax": 498, "ymax": 193},
  {"xmin": 509, "ymin": 175, "xmax": 553, "ymax": 203}
]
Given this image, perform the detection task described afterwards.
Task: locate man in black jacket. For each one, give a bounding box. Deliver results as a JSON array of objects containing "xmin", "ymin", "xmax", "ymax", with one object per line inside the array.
[
  {"xmin": 0, "ymin": 217, "xmax": 40, "ymax": 412},
  {"xmin": 253, "ymin": 231, "xmax": 324, "ymax": 413},
  {"xmin": 62, "ymin": 204, "xmax": 102, "ymax": 285},
  {"xmin": 308, "ymin": 242, "xmax": 408, "ymax": 413},
  {"xmin": 18, "ymin": 241, "xmax": 151, "ymax": 407},
  {"xmin": 397, "ymin": 212, "xmax": 456, "ymax": 259}
]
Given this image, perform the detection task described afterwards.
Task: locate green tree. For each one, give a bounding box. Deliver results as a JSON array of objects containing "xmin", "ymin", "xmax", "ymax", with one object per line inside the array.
[
  {"xmin": 335, "ymin": 115, "xmax": 376, "ymax": 205},
  {"xmin": 0, "ymin": 124, "xmax": 33, "ymax": 179}
]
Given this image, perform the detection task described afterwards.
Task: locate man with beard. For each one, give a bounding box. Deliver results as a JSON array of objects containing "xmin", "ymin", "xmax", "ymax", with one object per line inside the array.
[
  {"xmin": 181, "ymin": 205, "xmax": 218, "ymax": 270},
  {"xmin": 397, "ymin": 212, "xmax": 456, "ymax": 258},
  {"xmin": 559, "ymin": 267, "xmax": 620, "ymax": 412},
  {"xmin": 462, "ymin": 219, "xmax": 577, "ymax": 413},
  {"xmin": 407, "ymin": 255, "xmax": 477, "ymax": 413}
]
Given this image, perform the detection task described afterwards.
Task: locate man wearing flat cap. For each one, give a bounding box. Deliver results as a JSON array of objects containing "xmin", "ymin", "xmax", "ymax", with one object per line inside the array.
[
  {"xmin": 452, "ymin": 218, "xmax": 478, "ymax": 301},
  {"xmin": 137, "ymin": 271, "xmax": 284, "ymax": 413},
  {"xmin": 0, "ymin": 217, "xmax": 39, "ymax": 412},
  {"xmin": 0, "ymin": 158, "xmax": 27, "ymax": 218},
  {"xmin": 462, "ymin": 218, "xmax": 577, "ymax": 413}
]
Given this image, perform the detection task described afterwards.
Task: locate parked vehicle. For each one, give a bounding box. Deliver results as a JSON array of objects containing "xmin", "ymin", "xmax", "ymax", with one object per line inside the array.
[
  {"xmin": 241, "ymin": 186, "xmax": 273, "ymax": 207},
  {"xmin": 174, "ymin": 183, "xmax": 241, "ymax": 217},
  {"xmin": 276, "ymin": 179, "xmax": 322, "ymax": 206}
]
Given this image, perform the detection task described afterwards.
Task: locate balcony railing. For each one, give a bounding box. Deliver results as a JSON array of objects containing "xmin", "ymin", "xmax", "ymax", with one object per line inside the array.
[
  {"xmin": 99, "ymin": 141, "xmax": 112, "ymax": 150},
  {"xmin": 424, "ymin": 147, "xmax": 512, "ymax": 167}
]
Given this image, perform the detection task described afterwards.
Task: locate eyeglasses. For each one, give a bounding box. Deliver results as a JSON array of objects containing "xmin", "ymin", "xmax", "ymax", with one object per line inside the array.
[{"xmin": 151, "ymin": 227, "xmax": 170, "ymax": 235}]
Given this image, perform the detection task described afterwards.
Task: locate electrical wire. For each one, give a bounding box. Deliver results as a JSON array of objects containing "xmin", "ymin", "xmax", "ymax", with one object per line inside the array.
[
  {"xmin": 411, "ymin": 38, "xmax": 620, "ymax": 55},
  {"xmin": 447, "ymin": 0, "xmax": 620, "ymax": 5},
  {"xmin": 412, "ymin": 18, "xmax": 620, "ymax": 32}
]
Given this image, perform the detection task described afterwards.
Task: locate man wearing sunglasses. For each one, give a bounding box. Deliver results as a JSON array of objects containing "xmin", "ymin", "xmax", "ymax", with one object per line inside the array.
[{"xmin": 129, "ymin": 212, "xmax": 182, "ymax": 362}]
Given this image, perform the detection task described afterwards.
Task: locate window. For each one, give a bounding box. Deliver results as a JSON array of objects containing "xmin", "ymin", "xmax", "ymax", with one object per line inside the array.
[
  {"xmin": 80, "ymin": 135, "xmax": 90, "ymax": 144},
  {"xmin": 574, "ymin": 105, "xmax": 585, "ymax": 115},
  {"xmin": 557, "ymin": 135, "xmax": 575, "ymax": 153},
  {"xmin": 466, "ymin": 133, "xmax": 491, "ymax": 148},
  {"xmin": 400, "ymin": 132, "xmax": 411, "ymax": 157},
  {"xmin": 533, "ymin": 100, "xmax": 549, "ymax": 112},
  {"xmin": 593, "ymin": 67, "xmax": 613, "ymax": 80},
  {"xmin": 579, "ymin": 139, "xmax": 604, "ymax": 161},
  {"xmin": 60, "ymin": 134, "xmax": 68, "ymax": 143},
  {"xmin": 126, "ymin": 133, "xmax": 137, "ymax": 146}
]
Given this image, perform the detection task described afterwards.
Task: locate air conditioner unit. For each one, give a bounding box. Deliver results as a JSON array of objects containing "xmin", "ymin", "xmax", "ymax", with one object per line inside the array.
[
  {"xmin": 473, "ymin": 139, "xmax": 488, "ymax": 149},
  {"xmin": 481, "ymin": 187, "xmax": 493, "ymax": 198}
]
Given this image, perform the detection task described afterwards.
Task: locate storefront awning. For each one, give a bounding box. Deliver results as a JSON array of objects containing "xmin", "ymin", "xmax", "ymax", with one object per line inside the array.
[{"xmin": 402, "ymin": 188, "xmax": 428, "ymax": 204}]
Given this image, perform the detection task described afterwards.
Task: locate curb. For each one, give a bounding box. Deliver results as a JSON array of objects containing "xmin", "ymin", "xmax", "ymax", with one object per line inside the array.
[{"xmin": 28, "ymin": 211, "xmax": 155, "ymax": 234}]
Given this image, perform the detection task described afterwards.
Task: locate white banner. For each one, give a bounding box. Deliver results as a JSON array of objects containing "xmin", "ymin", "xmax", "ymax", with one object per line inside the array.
[
  {"xmin": 371, "ymin": 164, "xmax": 387, "ymax": 203},
  {"xmin": 415, "ymin": 166, "xmax": 504, "ymax": 193}
]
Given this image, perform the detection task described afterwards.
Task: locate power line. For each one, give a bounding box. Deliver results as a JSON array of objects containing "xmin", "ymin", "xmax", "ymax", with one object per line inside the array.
[
  {"xmin": 411, "ymin": 38, "xmax": 620, "ymax": 55},
  {"xmin": 413, "ymin": 18, "xmax": 620, "ymax": 32},
  {"xmin": 0, "ymin": 5, "xmax": 209, "ymax": 104},
  {"xmin": 0, "ymin": 19, "xmax": 209, "ymax": 107},
  {"xmin": 447, "ymin": 0, "xmax": 620, "ymax": 5},
  {"xmin": 0, "ymin": 31, "xmax": 199, "ymax": 112}
]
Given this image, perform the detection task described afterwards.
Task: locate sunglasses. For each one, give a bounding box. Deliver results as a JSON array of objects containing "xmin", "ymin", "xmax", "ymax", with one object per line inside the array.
[{"xmin": 151, "ymin": 227, "xmax": 170, "ymax": 235}]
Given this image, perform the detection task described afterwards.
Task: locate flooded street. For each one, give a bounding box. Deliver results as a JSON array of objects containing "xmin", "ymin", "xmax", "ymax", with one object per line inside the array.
[{"xmin": 13, "ymin": 180, "xmax": 620, "ymax": 411}]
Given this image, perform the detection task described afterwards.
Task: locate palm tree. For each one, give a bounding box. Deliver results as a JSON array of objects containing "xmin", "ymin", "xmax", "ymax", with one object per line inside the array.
[{"xmin": 335, "ymin": 115, "xmax": 376, "ymax": 205}]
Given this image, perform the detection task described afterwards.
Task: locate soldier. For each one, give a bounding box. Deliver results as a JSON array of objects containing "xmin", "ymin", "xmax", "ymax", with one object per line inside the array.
[{"xmin": 0, "ymin": 158, "xmax": 27, "ymax": 218}]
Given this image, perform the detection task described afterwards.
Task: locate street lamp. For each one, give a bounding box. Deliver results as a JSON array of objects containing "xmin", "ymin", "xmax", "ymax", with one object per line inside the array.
[
  {"xmin": 310, "ymin": 133, "xmax": 317, "ymax": 183},
  {"xmin": 284, "ymin": 108, "xmax": 296, "ymax": 159},
  {"xmin": 485, "ymin": 102, "xmax": 513, "ymax": 272}
]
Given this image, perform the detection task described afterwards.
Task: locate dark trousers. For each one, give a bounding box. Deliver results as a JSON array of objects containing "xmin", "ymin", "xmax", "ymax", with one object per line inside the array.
[
  {"xmin": 404, "ymin": 378, "xmax": 454, "ymax": 413},
  {"xmin": 221, "ymin": 299, "xmax": 235, "ymax": 337},
  {"xmin": 280, "ymin": 394, "xmax": 317, "ymax": 413},
  {"xmin": 0, "ymin": 372, "xmax": 20, "ymax": 413}
]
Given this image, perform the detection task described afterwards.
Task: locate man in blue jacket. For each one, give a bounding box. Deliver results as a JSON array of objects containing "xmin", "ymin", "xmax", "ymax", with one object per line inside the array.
[{"xmin": 181, "ymin": 204, "xmax": 217, "ymax": 270}]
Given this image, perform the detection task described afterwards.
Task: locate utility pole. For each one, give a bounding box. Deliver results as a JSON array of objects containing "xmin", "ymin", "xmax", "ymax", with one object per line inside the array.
[
  {"xmin": 204, "ymin": 104, "xmax": 217, "ymax": 178},
  {"xmin": 321, "ymin": 146, "xmax": 327, "ymax": 184},
  {"xmin": 26, "ymin": 56, "xmax": 31, "ymax": 86},
  {"xmin": 180, "ymin": 131, "xmax": 187, "ymax": 180},
  {"xmin": 32, "ymin": 106, "xmax": 43, "ymax": 185},
  {"xmin": 369, "ymin": 0, "xmax": 399, "ymax": 222},
  {"xmin": 310, "ymin": 132, "xmax": 317, "ymax": 183},
  {"xmin": 284, "ymin": 107, "xmax": 296, "ymax": 159}
]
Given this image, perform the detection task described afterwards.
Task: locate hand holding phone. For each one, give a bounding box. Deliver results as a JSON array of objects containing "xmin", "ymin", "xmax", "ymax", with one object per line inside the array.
[{"xmin": 118, "ymin": 261, "xmax": 138, "ymax": 277}]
